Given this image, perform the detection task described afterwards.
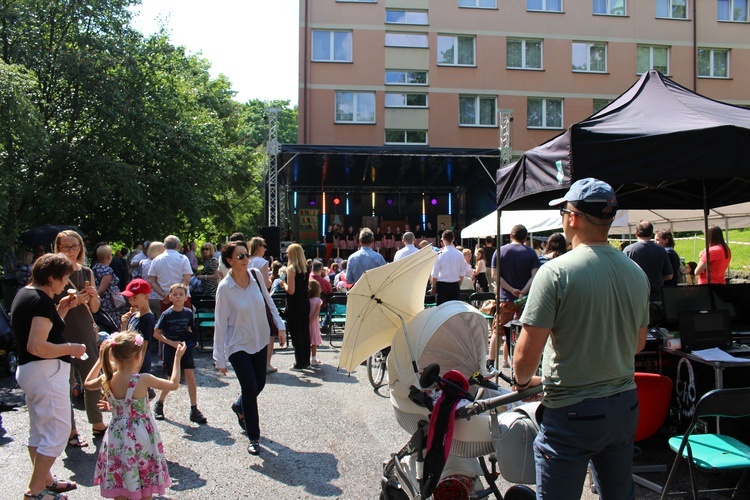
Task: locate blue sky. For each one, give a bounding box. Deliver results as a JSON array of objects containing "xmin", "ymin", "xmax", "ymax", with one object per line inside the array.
[{"xmin": 130, "ymin": 0, "xmax": 299, "ymax": 105}]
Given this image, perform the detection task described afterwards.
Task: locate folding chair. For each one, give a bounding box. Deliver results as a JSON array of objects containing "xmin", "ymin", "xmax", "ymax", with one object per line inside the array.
[
  {"xmin": 327, "ymin": 293, "xmax": 348, "ymax": 347},
  {"xmin": 660, "ymin": 387, "xmax": 750, "ymax": 499},
  {"xmin": 424, "ymin": 294, "xmax": 436, "ymax": 308},
  {"xmin": 194, "ymin": 298, "xmax": 215, "ymax": 352}
]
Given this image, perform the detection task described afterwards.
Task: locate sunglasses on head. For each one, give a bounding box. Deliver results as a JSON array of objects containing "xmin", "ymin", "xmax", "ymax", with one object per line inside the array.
[{"xmin": 235, "ymin": 253, "xmax": 252, "ymax": 260}]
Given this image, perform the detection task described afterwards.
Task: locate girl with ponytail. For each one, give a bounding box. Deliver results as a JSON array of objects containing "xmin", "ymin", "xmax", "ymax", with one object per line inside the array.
[{"xmin": 85, "ymin": 330, "xmax": 186, "ymax": 499}]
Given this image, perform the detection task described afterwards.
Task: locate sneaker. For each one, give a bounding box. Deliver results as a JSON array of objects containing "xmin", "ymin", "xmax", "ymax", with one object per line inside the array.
[
  {"xmin": 189, "ymin": 407, "xmax": 207, "ymax": 424},
  {"xmin": 148, "ymin": 388, "xmax": 156, "ymax": 400},
  {"xmin": 486, "ymin": 365, "xmax": 500, "ymax": 377},
  {"xmin": 248, "ymin": 440, "xmax": 260, "ymax": 455},
  {"xmin": 154, "ymin": 400, "xmax": 165, "ymax": 420},
  {"xmin": 311, "ymin": 357, "xmax": 322, "ymax": 366},
  {"xmin": 266, "ymin": 366, "xmax": 278, "ymax": 374},
  {"xmin": 502, "ymin": 360, "xmax": 511, "ymax": 368},
  {"xmin": 290, "ymin": 365, "xmax": 306, "ymax": 372}
]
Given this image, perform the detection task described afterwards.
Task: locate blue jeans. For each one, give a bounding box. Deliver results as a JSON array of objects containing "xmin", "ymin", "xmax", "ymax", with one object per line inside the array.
[
  {"xmin": 534, "ymin": 389, "xmax": 638, "ymax": 500},
  {"xmin": 229, "ymin": 348, "xmax": 267, "ymax": 441}
]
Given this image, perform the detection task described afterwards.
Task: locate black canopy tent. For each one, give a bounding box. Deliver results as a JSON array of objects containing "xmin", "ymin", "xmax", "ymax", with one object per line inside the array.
[{"xmin": 495, "ymin": 69, "xmax": 750, "ymax": 282}]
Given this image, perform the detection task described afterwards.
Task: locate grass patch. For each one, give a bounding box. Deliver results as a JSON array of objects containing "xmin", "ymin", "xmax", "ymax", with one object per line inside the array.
[{"xmin": 673, "ymin": 230, "xmax": 750, "ymax": 273}]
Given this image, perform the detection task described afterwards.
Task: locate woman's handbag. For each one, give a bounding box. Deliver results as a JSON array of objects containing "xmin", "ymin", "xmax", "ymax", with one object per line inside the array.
[
  {"xmin": 251, "ymin": 269, "xmax": 279, "ymax": 338},
  {"xmin": 111, "ymin": 292, "xmax": 127, "ymax": 309}
]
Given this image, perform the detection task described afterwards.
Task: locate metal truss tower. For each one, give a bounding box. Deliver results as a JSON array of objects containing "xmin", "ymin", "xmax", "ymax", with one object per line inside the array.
[
  {"xmin": 266, "ymin": 107, "xmax": 280, "ymax": 226},
  {"xmin": 499, "ymin": 111, "xmax": 513, "ymax": 166}
]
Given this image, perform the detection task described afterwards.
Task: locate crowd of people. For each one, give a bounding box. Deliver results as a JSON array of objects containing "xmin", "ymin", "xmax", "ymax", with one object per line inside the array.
[{"xmin": 5, "ymin": 200, "xmax": 736, "ymax": 498}]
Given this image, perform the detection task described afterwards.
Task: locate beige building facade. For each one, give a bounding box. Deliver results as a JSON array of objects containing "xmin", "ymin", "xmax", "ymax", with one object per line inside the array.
[{"xmin": 298, "ymin": 0, "xmax": 750, "ymax": 158}]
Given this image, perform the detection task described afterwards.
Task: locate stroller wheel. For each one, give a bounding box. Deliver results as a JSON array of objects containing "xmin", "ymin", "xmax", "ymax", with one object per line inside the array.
[
  {"xmin": 367, "ymin": 349, "xmax": 388, "ymax": 388},
  {"xmin": 5, "ymin": 351, "xmax": 17, "ymax": 377},
  {"xmin": 433, "ymin": 474, "xmax": 473, "ymax": 500},
  {"xmin": 379, "ymin": 485, "xmax": 408, "ymax": 500},
  {"xmin": 503, "ymin": 485, "xmax": 536, "ymax": 500}
]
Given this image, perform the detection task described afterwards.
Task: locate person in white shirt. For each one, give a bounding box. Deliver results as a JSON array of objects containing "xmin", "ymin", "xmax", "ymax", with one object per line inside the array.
[
  {"xmin": 148, "ymin": 235, "xmax": 193, "ymax": 313},
  {"xmin": 393, "ymin": 232, "xmax": 419, "ymax": 261},
  {"xmin": 429, "ymin": 230, "xmax": 466, "ymax": 305}
]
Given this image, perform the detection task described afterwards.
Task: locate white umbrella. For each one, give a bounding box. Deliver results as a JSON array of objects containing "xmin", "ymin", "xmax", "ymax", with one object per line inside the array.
[{"xmin": 338, "ymin": 245, "xmax": 438, "ymax": 373}]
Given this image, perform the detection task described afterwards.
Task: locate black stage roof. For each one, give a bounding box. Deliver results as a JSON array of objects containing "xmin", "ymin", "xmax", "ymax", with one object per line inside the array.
[{"xmin": 279, "ymin": 144, "xmax": 501, "ymax": 195}]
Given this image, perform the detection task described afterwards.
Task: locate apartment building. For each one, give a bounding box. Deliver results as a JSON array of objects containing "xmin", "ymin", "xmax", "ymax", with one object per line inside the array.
[{"xmin": 298, "ymin": 0, "xmax": 750, "ymax": 157}]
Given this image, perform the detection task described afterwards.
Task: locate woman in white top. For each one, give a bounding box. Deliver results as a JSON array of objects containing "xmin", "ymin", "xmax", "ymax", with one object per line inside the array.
[
  {"xmin": 213, "ymin": 241, "xmax": 286, "ymax": 455},
  {"xmin": 247, "ymin": 237, "xmax": 278, "ymax": 373}
]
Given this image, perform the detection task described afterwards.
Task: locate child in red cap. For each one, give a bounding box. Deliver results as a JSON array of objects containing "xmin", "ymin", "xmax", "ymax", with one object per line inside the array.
[{"xmin": 121, "ymin": 279, "xmax": 156, "ymax": 394}]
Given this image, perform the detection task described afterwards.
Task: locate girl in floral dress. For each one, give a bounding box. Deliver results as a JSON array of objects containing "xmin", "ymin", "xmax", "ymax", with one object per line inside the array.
[{"xmin": 85, "ymin": 330, "xmax": 186, "ymax": 499}]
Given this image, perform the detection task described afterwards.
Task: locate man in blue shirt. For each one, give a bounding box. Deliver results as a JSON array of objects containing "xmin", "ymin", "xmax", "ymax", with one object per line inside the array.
[{"xmin": 345, "ymin": 228, "xmax": 386, "ymax": 285}]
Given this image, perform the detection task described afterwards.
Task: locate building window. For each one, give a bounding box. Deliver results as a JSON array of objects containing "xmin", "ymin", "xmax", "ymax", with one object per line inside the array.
[
  {"xmin": 572, "ymin": 42, "xmax": 607, "ymax": 73},
  {"xmin": 593, "ymin": 0, "xmax": 626, "ymax": 15},
  {"xmin": 385, "ymin": 93, "xmax": 428, "ymax": 108},
  {"xmin": 718, "ymin": 0, "xmax": 749, "ymax": 21},
  {"xmin": 459, "ymin": 0, "xmax": 497, "ymax": 8},
  {"xmin": 335, "ymin": 91, "xmax": 376, "ymax": 123},
  {"xmin": 507, "ymin": 39, "xmax": 543, "ymax": 69},
  {"xmin": 437, "ymin": 35, "xmax": 476, "ymax": 66},
  {"xmin": 527, "ymin": 0, "xmax": 563, "ymax": 12},
  {"xmin": 637, "ymin": 45, "xmax": 669, "ymax": 74},
  {"xmin": 527, "ymin": 98, "xmax": 563, "ymax": 128},
  {"xmin": 698, "ymin": 48, "xmax": 729, "ymax": 78},
  {"xmin": 385, "ymin": 129, "xmax": 428, "ymax": 144},
  {"xmin": 459, "ymin": 96, "xmax": 497, "ymax": 126},
  {"xmin": 385, "ymin": 70, "xmax": 428, "ymax": 85},
  {"xmin": 385, "ymin": 9, "xmax": 428, "ymax": 24},
  {"xmin": 593, "ymin": 99, "xmax": 612, "ymax": 113},
  {"xmin": 656, "ymin": 0, "xmax": 688, "ymax": 19},
  {"xmin": 385, "ymin": 32, "xmax": 429, "ymax": 48},
  {"xmin": 312, "ymin": 30, "xmax": 353, "ymax": 62}
]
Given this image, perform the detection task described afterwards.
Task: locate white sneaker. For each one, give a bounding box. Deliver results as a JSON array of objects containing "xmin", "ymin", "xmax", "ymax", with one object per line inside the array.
[{"xmin": 311, "ymin": 357, "xmax": 322, "ymax": 366}]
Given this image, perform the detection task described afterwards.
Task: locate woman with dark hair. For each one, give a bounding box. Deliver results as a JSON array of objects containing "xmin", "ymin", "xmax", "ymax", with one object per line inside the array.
[
  {"xmin": 538, "ymin": 232, "xmax": 568, "ymax": 265},
  {"xmin": 12, "ymin": 253, "xmax": 87, "ymax": 498},
  {"xmin": 54, "ymin": 230, "xmax": 107, "ymax": 448},
  {"xmin": 695, "ymin": 225, "xmax": 732, "ymax": 284},
  {"xmin": 92, "ymin": 244, "xmax": 121, "ymax": 318},
  {"xmin": 282, "ymin": 243, "xmax": 311, "ymax": 370},
  {"xmin": 655, "ymin": 229, "xmax": 681, "ymax": 286},
  {"xmin": 214, "ymin": 241, "xmax": 286, "ymax": 455},
  {"xmin": 473, "ymin": 247, "xmax": 489, "ymax": 292}
]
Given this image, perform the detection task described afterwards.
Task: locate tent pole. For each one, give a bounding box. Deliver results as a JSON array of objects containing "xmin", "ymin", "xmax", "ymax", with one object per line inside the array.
[
  {"xmin": 703, "ymin": 181, "xmax": 711, "ymax": 283},
  {"xmin": 493, "ymin": 209, "xmax": 502, "ymax": 379}
]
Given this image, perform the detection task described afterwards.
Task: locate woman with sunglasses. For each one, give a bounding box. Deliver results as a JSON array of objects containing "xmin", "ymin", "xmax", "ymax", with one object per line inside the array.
[
  {"xmin": 195, "ymin": 243, "xmax": 221, "ymax": 297},
  {"xmin": 247, "ymin": 237, "xmax": 278, "ymax": 373},
  {"xmin": 282, "ymin": 243, "xmax": 311, "ymax": 370},
  {"xmin": 213, "ymin": 241, "xmax": 286, "ymax": 456}
]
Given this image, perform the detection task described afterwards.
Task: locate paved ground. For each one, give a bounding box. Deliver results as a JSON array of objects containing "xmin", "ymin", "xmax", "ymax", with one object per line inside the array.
[{"xmin": 0, "ymin": 341, "xmax": 745, "ymax": 499}]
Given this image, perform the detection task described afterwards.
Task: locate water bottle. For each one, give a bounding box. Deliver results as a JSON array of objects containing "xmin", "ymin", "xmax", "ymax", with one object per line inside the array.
[{"xmin": 514, "ymin": 295, "xmax": 527, "ymax": 307}]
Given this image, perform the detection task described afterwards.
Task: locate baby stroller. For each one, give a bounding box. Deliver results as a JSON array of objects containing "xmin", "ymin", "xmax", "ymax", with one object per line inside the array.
[
  {"xmin": 0, "ymin": 303, "xmax": 18, "ymax": 376},
  {"xmin": 383, "ymin": 302, "xmax": 541, "ymax": 499}
]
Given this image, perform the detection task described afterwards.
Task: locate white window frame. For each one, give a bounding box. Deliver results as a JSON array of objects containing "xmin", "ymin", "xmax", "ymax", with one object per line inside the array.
[
  {"xmin": 385, "ymin": 129, "xmax": 428, "ymax": 145},
  {"xmin": 527, "ymin": 98, "xmax": 563, "ymax": 129},
  {"xmin": 506, "ymin": 38, "xmax": 543, "ymax": 70},
  {"xmin": 526, "ymin": 0, "xmax": 563, "ymax": 12},
  {"xmin": 385, "ymin": 70, "xmax": 428, "ymax": 86},
  {"xmin": 697, "ymin": 48, "xmax": 730, "ymax": 78},
  {"xmin": 384, "ymin": 92, "xmax": 428, "ymax": 108},
  {"xmin": 718, "ymin": 0, "xmax": 749, "ymax": 21},
  {"xmin": 335, "ymin": 91, "xmax": 376, "ymax": 124},
  {"xmin": 656, "ymin": 0, "xmax": 688, "ymax": 19},
  {"xmin": 593, "ymin": 0, "xmax": 627, "ymax": 15},
  {"xmin": 459, "ymin": 0, "xmax": 498, "ymax": 8},
  {"xmin": 572, "ymin": 41, "xmax": 607, "ymax": 73},
  {"xmin": 385, "ymin": 32, "xmax": 429, "ymax": 48},
  {"xmin": 437, "ymin": 35, "xmax": 476, "ymax": 66},
  {"xmin": 459, "ymin": 95, "xmax": 497, "ymax": 127},
  {"xmin": 312, "ymin": 30, "xmax": 353, "ymax": 62},
  {"xmin": 636, "ymin": 45, "xmax": 669, "ymax": 75},
  {"xmin": 385, "ymin": 9, "xmax": 429, "ymax": 25}
]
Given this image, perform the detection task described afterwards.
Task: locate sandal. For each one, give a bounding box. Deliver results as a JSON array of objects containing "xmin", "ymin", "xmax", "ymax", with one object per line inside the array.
[
  {"xmin": 46, "ymin": 479, "xmax": 77, "ymax": 493},
  {"xmin": 24, "ymin": 489, "xmax": 68, "ymax": 499},
  {"xmin": 66, "ymin": 433, "xmax": 89, "ymax": 448},
  {"xmin": 92, "ymin": 426, "xmax": 107, "ymax": 438}
]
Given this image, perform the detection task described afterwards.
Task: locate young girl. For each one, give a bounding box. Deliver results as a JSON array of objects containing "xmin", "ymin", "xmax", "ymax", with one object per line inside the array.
[
  {"xmin": 308, "ymin": 280, "xmax": 323, "ymax": 366},
  {"xmin": 85, "ymin": 330, "xmax": 186, "ymax": 499}
]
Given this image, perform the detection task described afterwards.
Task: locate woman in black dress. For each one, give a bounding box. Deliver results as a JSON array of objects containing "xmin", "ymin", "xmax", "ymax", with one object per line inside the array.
[{"xmin": 282, "ymin": 244, "xmax": 311, "ymax": 370}]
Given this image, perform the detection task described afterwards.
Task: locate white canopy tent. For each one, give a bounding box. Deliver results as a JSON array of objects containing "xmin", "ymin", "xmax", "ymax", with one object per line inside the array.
[{"xmin": 460, "ymin": 209, "xmax": 629, "ymax": 239}]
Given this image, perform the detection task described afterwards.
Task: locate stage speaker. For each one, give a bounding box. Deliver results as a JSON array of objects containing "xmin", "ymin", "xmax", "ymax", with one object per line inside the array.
[{"xmin": 259, "ymin": 226, "xmax": 281, "ymax": 261}]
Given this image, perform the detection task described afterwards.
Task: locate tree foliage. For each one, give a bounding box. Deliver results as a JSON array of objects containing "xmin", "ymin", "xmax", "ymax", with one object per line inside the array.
[{"xmin": 0, "ymin": 0, "xmax": 297, "ymax": 252}]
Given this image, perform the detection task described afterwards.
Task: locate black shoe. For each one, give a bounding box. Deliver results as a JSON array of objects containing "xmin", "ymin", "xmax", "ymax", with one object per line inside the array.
[
  {"xmin": 148, "ymin": 388, "xmax": 156, "ymax": 400},
  {"xmin": 190, "ymin": 407, "xmax": 207, "ymax": 424},
  {"xmin": 231, "ymin": 402, "xmax": 245, "ymax": 430},
  {"xmin": 154, "ymin": 400, "xmax": 165, "ymax": 421},
  {"xmin": 248, "ymin": 440, "xmax": 260, "ymax": 455}
]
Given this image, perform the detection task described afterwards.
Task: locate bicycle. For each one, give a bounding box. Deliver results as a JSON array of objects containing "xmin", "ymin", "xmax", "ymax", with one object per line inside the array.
[{"xmin": 367, "ymin": 346, "xmax": 390, "ymax": 389}]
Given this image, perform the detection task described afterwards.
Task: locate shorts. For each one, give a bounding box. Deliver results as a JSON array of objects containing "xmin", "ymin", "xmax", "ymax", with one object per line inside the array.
[
  {"xmin": 163, "ymin": 343, "xmax": 196, "ymax": 373},
  {"xmin": 497, "ymin": 301, "xmax": 522, "ymax": 332}
]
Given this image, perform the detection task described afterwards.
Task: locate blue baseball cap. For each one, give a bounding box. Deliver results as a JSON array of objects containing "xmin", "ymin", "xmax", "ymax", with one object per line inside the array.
[{"xmin": 548, "ymin": 178, "xmax": 618, "ymax": 218}]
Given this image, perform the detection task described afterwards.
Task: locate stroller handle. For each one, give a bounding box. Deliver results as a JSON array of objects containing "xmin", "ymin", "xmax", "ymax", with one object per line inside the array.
[{"xmin": 456, "ymin": 385, "xmax": 543, "ymax": 419}]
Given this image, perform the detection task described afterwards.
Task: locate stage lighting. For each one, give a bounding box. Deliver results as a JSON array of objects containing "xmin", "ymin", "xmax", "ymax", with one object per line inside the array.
[
  {"xmin": 431, "ymin": 197, "xmax": 438, "ymax": 206},
  {"xmin": 309, "ymin": 195, "xmax": 317, "ymax": 206},
  {"xmin": 386, "ymin": 197, "xmax": 394, "ymax": 206},
  {"xmin": 332, "ymin": 196, "xmax": 341, "ymax": 206}
]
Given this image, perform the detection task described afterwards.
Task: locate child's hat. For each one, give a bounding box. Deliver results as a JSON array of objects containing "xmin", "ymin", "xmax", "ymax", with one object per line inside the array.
[{"xmin": 122, "ymin": 278, "xmax": 152, "ymax": 297}]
